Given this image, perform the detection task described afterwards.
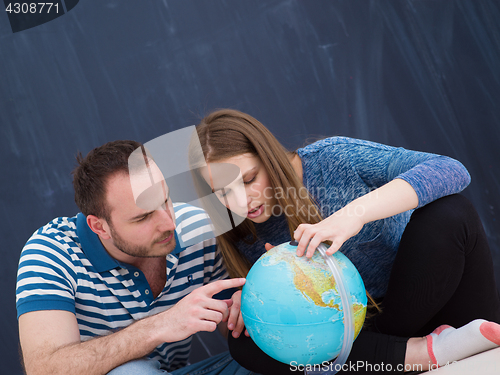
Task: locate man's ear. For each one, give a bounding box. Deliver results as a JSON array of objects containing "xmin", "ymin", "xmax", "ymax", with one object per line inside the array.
[{"xmin": 87, "ymin": 215, "xmax": 111, "ymax": 239}]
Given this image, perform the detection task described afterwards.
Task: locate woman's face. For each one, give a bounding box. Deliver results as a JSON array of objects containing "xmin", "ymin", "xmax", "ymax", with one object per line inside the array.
[{"xmin": 203, "ymin": 153, "xmax": 278, "ymax": 224}]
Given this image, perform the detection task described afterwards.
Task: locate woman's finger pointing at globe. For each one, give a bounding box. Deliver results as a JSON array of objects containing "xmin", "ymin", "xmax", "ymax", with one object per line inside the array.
[
  {"xmin": 264, "ymin": 243, "xmax": 275, "ymax": 251},
  {"xmin": 294, "ymin": 209, "xmax": 365, "ymax": 257}
]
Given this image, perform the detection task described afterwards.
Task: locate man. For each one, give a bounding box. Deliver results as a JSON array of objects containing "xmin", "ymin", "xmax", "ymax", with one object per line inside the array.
[{"xmin": 16, "ymin": 140, "xmax": 250, "ymax": 375}]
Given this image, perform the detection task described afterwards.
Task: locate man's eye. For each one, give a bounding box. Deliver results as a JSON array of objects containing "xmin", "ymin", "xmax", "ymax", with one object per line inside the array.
[
  {"xmin": 137, "ymin": 214, "xmax": 150, "ymax": 222},
  {"xmin": 218, "ymin": 189, "xmax": 230, "ymax": 198}
]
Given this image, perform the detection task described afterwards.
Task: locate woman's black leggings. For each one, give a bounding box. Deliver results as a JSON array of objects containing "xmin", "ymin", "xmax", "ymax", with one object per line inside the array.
[
  {"xmin": 228, "ymin": 194, "xmax": 500, "ymax": 374},
  {"xmin": 371, "ymin": 194, "xmax": 500, "ymax": 336}
]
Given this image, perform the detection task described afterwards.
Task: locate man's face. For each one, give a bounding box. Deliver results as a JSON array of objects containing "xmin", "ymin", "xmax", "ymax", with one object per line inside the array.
[{"xmin": 104, "ymin": 168, "xmax": 177, "ymax": 258}]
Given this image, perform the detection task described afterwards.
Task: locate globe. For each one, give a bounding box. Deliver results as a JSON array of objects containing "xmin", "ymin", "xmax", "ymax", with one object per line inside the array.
[{"xmin": 241, "ymin": 241, "xmax": 367, "ymax": 366}]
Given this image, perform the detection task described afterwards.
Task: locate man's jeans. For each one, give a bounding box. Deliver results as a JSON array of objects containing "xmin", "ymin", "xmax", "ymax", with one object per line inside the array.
[{"xmin": 107, "ymin": 352, "xmax": 258, "ymax": 375}]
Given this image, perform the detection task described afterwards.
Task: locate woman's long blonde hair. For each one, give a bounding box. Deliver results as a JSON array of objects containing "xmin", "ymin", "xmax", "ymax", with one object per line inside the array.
[{"xmin": 195, "ymin": 109, "xmax": 324, "ymax": 278}]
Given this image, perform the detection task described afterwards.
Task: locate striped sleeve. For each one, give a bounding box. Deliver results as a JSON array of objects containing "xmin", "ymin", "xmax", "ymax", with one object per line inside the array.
[
  {"xmin": 16, "ymin": 219, "xmax": 78, "ymax": 318},
  {"xmin": 173, "ymin": 202, "xmax": 217, "ymax": 248},
  {"xmin": 173, "ymin": 203, "xmax": 231, "ymax": 298}
]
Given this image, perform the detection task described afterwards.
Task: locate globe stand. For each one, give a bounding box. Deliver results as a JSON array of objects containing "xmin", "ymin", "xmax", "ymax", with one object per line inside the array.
[{"xmin": 306, "ymin": 243, "xmax": 356, "ymax": 375}]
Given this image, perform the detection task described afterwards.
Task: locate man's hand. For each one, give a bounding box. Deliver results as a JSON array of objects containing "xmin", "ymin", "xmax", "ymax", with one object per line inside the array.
[
  {"xmin": 18, "ymin": 278, "xmax": 246, "ymax": 375},
  {"xmin": 226, "ymin": 289, "xmax": 249, "ymax": 338},
  {"xmin": 159, "ymin": 278, "xmax": 246, "ymax": 342}
]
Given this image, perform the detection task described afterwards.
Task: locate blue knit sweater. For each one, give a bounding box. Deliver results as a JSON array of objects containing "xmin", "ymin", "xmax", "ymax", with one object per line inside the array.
[{"xmin": 236, "ymin": 137, "xmax": 470, "ymax": 298}]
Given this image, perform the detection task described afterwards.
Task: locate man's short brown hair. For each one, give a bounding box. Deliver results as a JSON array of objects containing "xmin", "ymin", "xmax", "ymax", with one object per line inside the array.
[{"xmin": 72, "ymin": 140, "xmax": 142, "ymax": 221}]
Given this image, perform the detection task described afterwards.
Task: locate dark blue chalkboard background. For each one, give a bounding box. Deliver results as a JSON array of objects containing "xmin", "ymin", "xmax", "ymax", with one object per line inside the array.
[{"xmin": 1, "ymin": 1, "xmax": 499, "ymax": 373}]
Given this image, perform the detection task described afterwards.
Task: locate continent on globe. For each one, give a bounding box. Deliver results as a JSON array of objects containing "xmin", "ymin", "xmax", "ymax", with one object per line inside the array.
[{"xmin": 241, "ymin": 241, "xmax": 367, "ymax": 366}]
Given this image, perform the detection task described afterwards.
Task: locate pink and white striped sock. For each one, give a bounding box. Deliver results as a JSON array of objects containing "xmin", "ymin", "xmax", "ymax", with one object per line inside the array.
[{"xmin": 426, "ymin": 319, "xmax": 500, "ymax": 366}]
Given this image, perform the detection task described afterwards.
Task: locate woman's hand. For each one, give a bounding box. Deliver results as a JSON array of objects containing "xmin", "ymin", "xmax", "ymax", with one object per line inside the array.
[
  {"xmin": 293, "ymin": 208, "xmax": 365, "ymax": 258},
  {"xmin": 294, "ymin": 179, "xmax": 419, "ymax": 258},
  {"xmin": 264, "ymin": 243, "xmax": 274, "ymax": 252}
]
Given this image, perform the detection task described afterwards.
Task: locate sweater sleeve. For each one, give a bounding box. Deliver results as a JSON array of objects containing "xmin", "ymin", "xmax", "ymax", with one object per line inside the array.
[
  {"xmin": 348, "ymin": 140, "xmax": 471, "ymax": 208},
  {"xmin": 390, "ymin": 153, "xmax": 471, "ymax": 208}
]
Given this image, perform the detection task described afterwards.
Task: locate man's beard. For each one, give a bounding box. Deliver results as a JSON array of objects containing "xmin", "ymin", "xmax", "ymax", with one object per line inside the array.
[{"xmin": 109, "ymin": 224, "xmax": 175, "ymax": 258}]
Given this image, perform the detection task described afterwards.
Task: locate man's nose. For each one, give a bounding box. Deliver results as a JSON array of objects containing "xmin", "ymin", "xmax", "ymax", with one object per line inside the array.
[{"xmin": 156, "ymin": 203, "xmax": 176, "ymax": 230}]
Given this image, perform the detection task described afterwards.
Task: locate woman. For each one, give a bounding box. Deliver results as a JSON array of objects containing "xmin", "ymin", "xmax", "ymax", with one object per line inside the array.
[{"xmin": 193, "ymin": 109, "xmax": 500, "ymax": 373}]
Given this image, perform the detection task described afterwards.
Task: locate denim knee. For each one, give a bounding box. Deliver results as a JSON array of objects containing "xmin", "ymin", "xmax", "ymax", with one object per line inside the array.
[{"xmin": 107, "ymin": 359, "xmax": 169, "ymax": 375}]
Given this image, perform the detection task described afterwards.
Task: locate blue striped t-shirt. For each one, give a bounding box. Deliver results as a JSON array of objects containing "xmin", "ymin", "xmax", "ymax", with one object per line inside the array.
[{"xmin": 16, "ymin": 203, "xmax": 228, "ymax": 371}]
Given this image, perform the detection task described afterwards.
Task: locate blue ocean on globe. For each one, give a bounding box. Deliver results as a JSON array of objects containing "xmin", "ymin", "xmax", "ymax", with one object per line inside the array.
[{"xmin": 241, "ymin": 241, "xmax": 367, "ymax": 366}]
